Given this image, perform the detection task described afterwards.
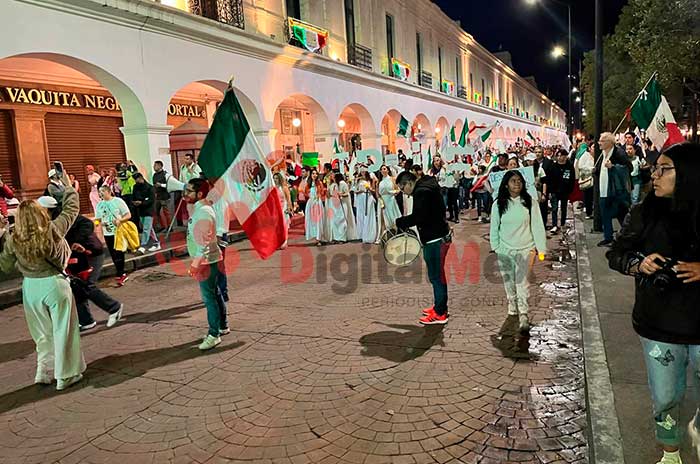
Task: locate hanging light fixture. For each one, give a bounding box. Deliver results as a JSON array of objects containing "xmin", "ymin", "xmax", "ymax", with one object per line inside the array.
[{"xmin": 292, "ymin": 118, "xmax": 301, "ymax": 127}]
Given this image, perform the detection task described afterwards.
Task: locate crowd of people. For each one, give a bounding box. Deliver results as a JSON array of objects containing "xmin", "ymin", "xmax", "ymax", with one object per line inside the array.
[{"xmin": 1, "ymin": 122, "xmax": 698, "ymax": 464}]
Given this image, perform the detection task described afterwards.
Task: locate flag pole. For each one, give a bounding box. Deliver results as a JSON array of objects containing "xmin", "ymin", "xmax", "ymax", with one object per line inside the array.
[{"xmin": 612, "ymin": 71, "xmax": 658, "ymax": 135}]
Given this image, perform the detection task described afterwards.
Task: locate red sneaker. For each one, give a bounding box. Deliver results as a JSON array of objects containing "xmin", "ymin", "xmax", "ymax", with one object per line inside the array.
[
  {"xmin": 419, "ymin": 312, "xmax": 449, "ymax": 325},
  {"xmin": 422, "ymin": 306, "xmax": 435, "ymax": 316},
  {"xmin": 116, "ymin": 274, "xmax": 129, "ymax": 287}
]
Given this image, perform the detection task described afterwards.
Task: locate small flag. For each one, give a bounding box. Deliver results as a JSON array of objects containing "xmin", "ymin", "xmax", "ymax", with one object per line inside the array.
[
  {"xmin": 450, "ymin": 126, "xmax": 456, "ymax": 143},
  {"xmin": 397, "ymin": 115, "xmax": 410, "ymax": 137},
  {"xmin": 458, "ymin": 117, "xmax": 469, "ymax": 147},
  {"xmin": 526, "ymin": 130, "xmax": 536, "ymax": 144},
  {"xmin": 479, "ymin": 121, "xmax": 500, "ymax": 143},
  {"xmin": 198, "ymin": 86, "xmax": 286, "ymax": 259},
  {"xmin": 333, "ymin": 139, "xmax": 340, "ymax": 154},
  {"xmin": 424, "ymin": 146, "xmax": 432, "ymax": 172},
  {"xmin": 631, "ymin": 77, "xmax": 684, "ymax": 151}
]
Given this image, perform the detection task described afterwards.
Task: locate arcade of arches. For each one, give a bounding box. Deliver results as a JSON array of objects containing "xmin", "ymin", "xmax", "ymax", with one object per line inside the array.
[{"xmin": 0, "ymin": 54, "xmax": 553, "ymax": 215}]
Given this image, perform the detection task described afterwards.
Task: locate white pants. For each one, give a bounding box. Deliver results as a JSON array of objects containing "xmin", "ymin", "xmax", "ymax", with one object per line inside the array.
[
  {"xmin": 496, "ymin": 249, "xmax": 535, "ymax": 315},
  {"xmin": 22, "ymin": 275, "xmax": 86, "ymax": 380}
]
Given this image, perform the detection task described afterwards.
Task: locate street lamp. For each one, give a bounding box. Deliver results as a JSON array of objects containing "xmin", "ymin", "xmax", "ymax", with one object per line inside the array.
[
  {"xmin": 575, "ymin": 96, "xmax": 581, "ymax": 103},
  {"xmin": 526, "ymin": 0, "xmax": 572, "ymax": 138},
  {"xmin": 572, "ymin": 87, "xmax": 579, "ymax": 93},
  {"xmin": 551, "ymin": 45, "xmax": 565, "ymax": 58}
]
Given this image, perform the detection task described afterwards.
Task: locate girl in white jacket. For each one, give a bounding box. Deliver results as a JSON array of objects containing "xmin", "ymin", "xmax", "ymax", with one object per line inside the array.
[{"xmin": 490, "ymin": 170, "xmax": 548, "ymax": 333}]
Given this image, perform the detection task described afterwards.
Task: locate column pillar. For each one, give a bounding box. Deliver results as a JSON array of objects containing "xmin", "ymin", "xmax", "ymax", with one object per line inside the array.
[
  {"xmin": 362, "ymin": 132, "xmax": 383, "ymax": 150},
  {"xmin": 119, "ymin": 124, "xmax": 174, "ymax": 177},
  {"xmin": 12, "ymin": 109, "xmax": 50, "ymax": 197},
  {"xmin": 254, "ymin": 129, "xmax": 274, "ymax": 158}
]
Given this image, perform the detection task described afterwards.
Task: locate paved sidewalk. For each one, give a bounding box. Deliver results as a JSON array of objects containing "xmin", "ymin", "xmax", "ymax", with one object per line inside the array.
[
  {"xmin": 582, "ymin": 216, "xmax": 697, "ymax": 463},
  {"xmin": 0, "ymin": 215, "xmax": 588, "ymax": 464}
]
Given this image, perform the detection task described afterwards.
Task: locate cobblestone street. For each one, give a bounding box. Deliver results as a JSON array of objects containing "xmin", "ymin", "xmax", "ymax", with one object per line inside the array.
[{"xmin": 0, "ymin": 218, "xmax": 587, "ymax": 464}]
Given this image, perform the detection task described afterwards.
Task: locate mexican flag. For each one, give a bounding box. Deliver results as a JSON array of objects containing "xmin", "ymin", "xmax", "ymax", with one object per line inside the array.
[
  {"xmin": 631, "ymin": 77, "xmax": 684, "ymax": 151},
  {"xmin": 397, "ymin": 115, "xmax": 410, "ymax": 137},
  {"xmin": 198, "ymin": 86, "xmax": 285, "ymax": 260},
  {"xmin": 289, "ymin": 18, "xmax": 328, "ymax": 53},
  {"xmin": 477, "ymin": 121, "xmax": 500, "ymax": 143},
  {"xmin": 450, "ymin": 126, "xmax": 456, "ymax": 143},
  {"xmin": 424, "ymin": 146, "xmax": 432, "ymax": 172},
  {"xmin": 333, "ymin": 139, "xmax": 340, "ymax": 154},
  {"xmin": 525, "ymin": 130, "xmax": 536, "ymax": 146},
  {"xmin": 469, "ymin": 155, "xmax": 498, "ymax": 193},
  {"xmin": 458, "ymin": 117, "xmax": 469, "ymax": 147},
  {"xmin": 468, "ymin": 122, "xmax": 487, "ymax": 142}
]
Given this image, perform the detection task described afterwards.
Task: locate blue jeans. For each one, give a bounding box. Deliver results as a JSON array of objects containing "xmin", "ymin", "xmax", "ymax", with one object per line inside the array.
[
  {"xmin": 423, "ymin": 239, "xmax": 451, "ymax": 315},
  {"xmin": 631, "ymin": 176, "xmax": 642, "ymax": 205},
  {"xmin": 550, "ymin": 193, "xmax": 568, "ymax": 228},
  {"xmin": 196, "ymin": 262, "xmax": 229, "ymax": 337},
  {"xmin": 139, "ymin": 216, "xmax": 160, "ymax": 247},
  {"xmin": 640, "ymin": 336, "xmax": 700, "ymax": 446},
  {"xmin": 599, "ymin": 197, "xmax": 629, "ymax": 242}
]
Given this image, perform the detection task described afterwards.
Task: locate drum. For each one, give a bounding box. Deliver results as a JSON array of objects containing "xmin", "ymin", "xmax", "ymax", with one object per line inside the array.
[{"xmin": 380, "ymin": 229, "xmax": 422, "ymax": 266}]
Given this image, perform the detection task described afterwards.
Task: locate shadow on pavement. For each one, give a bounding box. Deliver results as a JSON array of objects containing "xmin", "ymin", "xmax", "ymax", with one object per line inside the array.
[
  {"xmin": 0, "ymin": 339, "xmax": 246, "ymax": 415},
  {"xmin": 0, "ymin": 303, "xmax": 205, "ymax": 365},
  {"xmin": 359, "ymin": 323, "xmax": 445, "ymax": 363},
  {"xmin": 489, "ymin": 316, "xmax": 532, "ymax": 360}
]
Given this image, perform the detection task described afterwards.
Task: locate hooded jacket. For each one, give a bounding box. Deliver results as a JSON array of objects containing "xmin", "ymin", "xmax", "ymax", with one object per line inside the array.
[{"xmin": 395, "ymin": 176, "xmax": 449, "ymax": 244}]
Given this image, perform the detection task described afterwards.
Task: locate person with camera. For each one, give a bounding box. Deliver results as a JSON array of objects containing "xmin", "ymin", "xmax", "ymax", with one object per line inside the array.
[
  {"xmin": 606, "ymin": 143, "xmax": 700, "ymax": 464},
  {"xmin": 0, "ymin": 162, "xmax": 86, "ymax": 391}
]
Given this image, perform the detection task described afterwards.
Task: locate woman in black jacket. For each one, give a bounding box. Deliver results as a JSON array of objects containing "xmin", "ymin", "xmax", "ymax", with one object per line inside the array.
[{"xmin": 606, "ymin": 143, "xmax": 700, "ymax": 464}]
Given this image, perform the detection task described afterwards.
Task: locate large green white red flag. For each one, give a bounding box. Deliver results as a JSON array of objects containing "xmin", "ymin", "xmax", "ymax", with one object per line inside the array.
[
  {"xmin": 631, "ymin": 77, "xmax": 684, "ymax": 151},
  {"xmin": 198, "ymin": 86, "xmax": 285, "ymax": 259},
  {"xmin": 477, "ymin": 121, "xmax": 501, "ymax": 143}
]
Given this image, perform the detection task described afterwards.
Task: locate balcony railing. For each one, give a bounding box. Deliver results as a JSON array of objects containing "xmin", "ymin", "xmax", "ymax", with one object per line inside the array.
[
  {"xmin": 348, "ymin": 43, "xmax": 372, "ymax": 71},
  {"xmin": 187, "ymin": 0, "xmax": 244, "ymax": 30},
  {"xmin": 419, "ymin": 70, "xmax": 432, "ymax": 89},
  {"xmin": 457, "ymin": 85, "xmax": 468, "ymax": 99}
]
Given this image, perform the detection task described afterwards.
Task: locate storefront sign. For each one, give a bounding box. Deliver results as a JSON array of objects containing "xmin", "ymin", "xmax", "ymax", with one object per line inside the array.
[
  {"xmin": 0, "ymin": 86, "xmax": 122, "ymax": 111},
  {"xmin": 167, "ymin": 102, "xmax": 206, "ymax": 118}
]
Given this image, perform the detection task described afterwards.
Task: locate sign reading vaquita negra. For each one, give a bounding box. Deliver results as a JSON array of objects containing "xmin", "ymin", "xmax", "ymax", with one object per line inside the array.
[{"xmin": 0, "ymin": 86, "xmax": 205, "ymax": 118}]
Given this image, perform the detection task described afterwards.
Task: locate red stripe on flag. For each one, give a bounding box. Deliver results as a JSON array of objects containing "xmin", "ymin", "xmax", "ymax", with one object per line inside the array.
[
  {"xmin": 241, "ymin": 191, "xmax": 286, "ymax": 260},
  {"xmin": 663, "ymin": 123, "xmax": 685, "ymax": 150}
]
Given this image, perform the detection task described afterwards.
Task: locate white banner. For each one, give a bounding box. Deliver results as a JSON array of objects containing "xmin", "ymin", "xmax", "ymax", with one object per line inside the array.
[{"xmin": 489, "ymin": 166, "xmax": 536, "ymax": 198}]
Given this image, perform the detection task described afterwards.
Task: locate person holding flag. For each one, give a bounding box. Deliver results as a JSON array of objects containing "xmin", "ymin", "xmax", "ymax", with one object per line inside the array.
[{"xmin": 197, "ymin": 81, "xmax": 286, "ymax": 260}]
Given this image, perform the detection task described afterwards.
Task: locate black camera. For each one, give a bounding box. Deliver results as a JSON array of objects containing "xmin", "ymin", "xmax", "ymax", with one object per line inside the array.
[{"xmin": 645, "ymin": 257, "xmax": 679, "ymax": 293}]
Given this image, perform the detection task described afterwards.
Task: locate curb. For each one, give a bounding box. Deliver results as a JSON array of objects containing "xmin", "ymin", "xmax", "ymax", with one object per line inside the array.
[
  {"xmin": 574, "ymin": 213, "xmax": 625, "ymax": 464},
  {"xmin": 0, "ymin": 215, "xmax": 304, "ymax": 310}
]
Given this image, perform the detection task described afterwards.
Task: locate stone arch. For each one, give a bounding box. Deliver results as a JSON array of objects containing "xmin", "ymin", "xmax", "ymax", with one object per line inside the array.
[
  {"xmin": 337, "ymin": 103, "xmax": 376, "ymax": 151},
  {"xmin": 434, "ymin": 116, "xmax": 450, "ymax": 142},
  {"xmin": 380, "ymin": 109, "xmax": 405, "ymax": 154},
  {"xmin": 270, "ymin": 93, "xmax": 331, "ymax": 165}
]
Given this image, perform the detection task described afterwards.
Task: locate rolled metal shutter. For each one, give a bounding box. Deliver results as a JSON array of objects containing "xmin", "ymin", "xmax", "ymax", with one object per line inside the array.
[
  {"xmin": 44, "ymin": 113, "xmax": 127, "ymax": 213},
  {"xmin": 0, "ymin": 110, "xmax": 19, "ymax": 189}
]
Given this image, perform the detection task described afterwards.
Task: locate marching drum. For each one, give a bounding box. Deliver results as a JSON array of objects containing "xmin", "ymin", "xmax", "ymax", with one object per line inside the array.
[{"xmin": 380, "ymin": 229, "xmax": 422, "ymax": 266}]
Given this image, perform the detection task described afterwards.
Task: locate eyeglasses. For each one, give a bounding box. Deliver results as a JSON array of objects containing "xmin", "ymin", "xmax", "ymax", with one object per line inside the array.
[{"xmin": 652, "ymin": 165, "xmax": 675, "ymax": 177}]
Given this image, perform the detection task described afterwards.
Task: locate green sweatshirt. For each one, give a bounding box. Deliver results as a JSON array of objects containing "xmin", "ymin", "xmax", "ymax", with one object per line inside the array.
[{"xmin": 489, "ymin": 197, "xmax": 547, "ymax": 253}]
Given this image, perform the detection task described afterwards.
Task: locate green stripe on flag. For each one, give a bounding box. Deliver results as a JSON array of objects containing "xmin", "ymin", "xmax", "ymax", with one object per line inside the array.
[
  {"xmin": 480, "ymin": 129, "xmax": 492, "ymax": 143},
  {"xmin": 198, "ymin": 87, "xmax": 251, "ymax": 180},
  {"xmin": 458, "ymin": 116, "xmax": 469, "ymax": 147},
  {"xmin": 397, "ymin": 116, "xmax": 409, "ymax": 137},
  {"xmin": 631, "ymin": 78, "xmax": 662, "ymax": 130},
  {"xmin": 450, "ymin": 126, "xmax": 456, "ymax": 143}
]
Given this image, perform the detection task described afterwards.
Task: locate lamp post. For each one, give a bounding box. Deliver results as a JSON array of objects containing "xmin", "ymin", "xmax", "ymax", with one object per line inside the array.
[{"xmin": 526, "ymin": 0, "xmax": 572, "ymax": 139}]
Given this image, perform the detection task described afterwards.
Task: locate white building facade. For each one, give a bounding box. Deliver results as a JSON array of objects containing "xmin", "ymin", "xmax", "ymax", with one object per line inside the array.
[{"xmin": 0, "ymin": 0, "xmax": 567, "ymax": 209}]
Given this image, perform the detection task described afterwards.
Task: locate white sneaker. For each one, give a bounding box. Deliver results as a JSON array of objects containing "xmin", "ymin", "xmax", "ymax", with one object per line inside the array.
[
  {"xmin": 219, "ymin": 328, "xmax": 231, "ymax": 335},
  {"xmin": 549, "ymin": 226, "xmax": 559, "ymax": 234},
  {"xmin": 34, "ymin": 368, "xmax": 52, "ymax": 385},
  {"xmin": 137, "ymin": 247, "xmax": 146, "ymax": 254},
  {"xmin": 56, "ymin": 373, "xmax": 83, "ymax": 391},
  {"xmin": 519, "ymin": 314, "xmax": 531, "ymax": 333},
  {"xmin": 198, "ymin": 335, "xmax": 221, "ymax": 351},
  {"xmin": 688, "ymin": 415, "xmax": 700, "ymax": 461},
  {"xmin": 656, "ymin": 450, "xmax": 683, "ymax": 464},
  {"xmin": 79, "ymin": 321, "xmax": 97, "ymax": 332},
  {"xmin": 107, "ymin": 304, "xmax": 124, "ymax": 328},
  {"xmin": 148, "ymin": 244, "xmax": 161, "ymax": 252}
]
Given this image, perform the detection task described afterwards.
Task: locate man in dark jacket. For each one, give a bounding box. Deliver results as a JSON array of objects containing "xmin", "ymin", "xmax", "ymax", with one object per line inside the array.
[
  {"xmin": 547, "ymin": 149, "xmax": 576, "ymax": 233},
  {"xmin": 395, "ymin": 172, "xmax": 452, "ymax": 325},
  {"xmin": 151, "ymin": 161, "xmax": 171, "ymax": 232},
  {"xmin": 37, "ymin": 196, "xmax": 124, "ymax": 331},
  {"xmin": 132, "ymin": 173, "xmax": 161, "ymax": 253},
  {"xmin": 595, "ymin": 132, "xmax": 633, "ymax": 246}
]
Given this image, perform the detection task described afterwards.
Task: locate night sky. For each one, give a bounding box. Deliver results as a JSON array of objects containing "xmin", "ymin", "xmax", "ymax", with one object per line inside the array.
[{"xmin": 433, "ymin": 0, "xmax": 627, "ymax": 108}]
